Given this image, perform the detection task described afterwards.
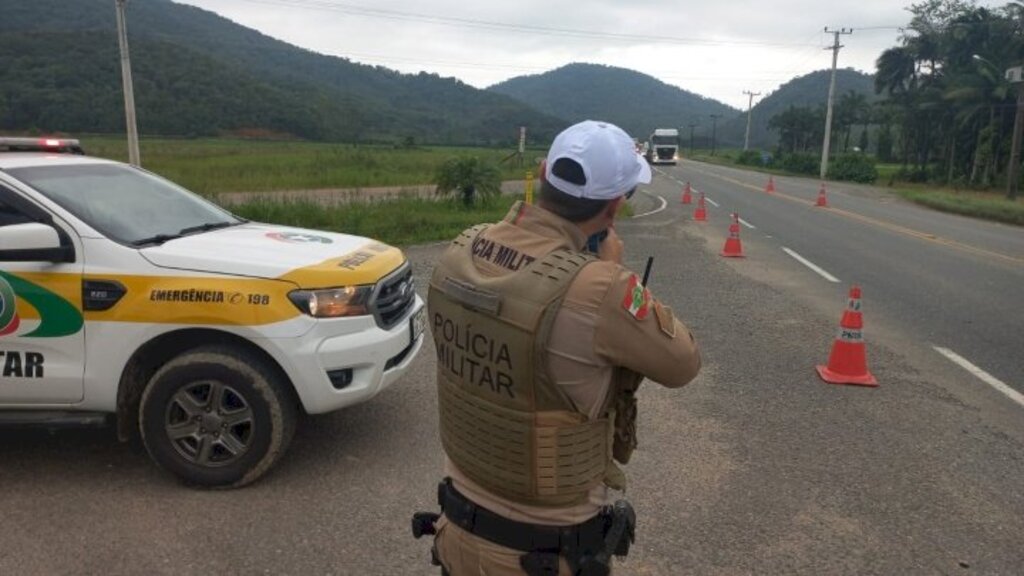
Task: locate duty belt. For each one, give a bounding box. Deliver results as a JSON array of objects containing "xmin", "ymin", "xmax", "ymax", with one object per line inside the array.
[{"xmin": 437, "ymin": 478, "xmax": 608, "ymax": 554}]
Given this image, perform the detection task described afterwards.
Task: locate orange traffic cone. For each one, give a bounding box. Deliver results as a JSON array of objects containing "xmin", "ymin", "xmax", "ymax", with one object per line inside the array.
[
  {"xmin": 681, "ymin": 182, "xmax": 692, "ymax": 204},
  {"xmin": 693, "ymin": 192, "xmax": 707, "ymax": 222},
  {"xmin": 816, "ymin": 286, "xmax": 877, "ymax": 387},
  {"xmin": 721, "ymin": 213, "xmax": 745, "ymax": 257},
  {"xmin": 765, "ymin": 176, "xmax": 775, "ymax": 194},
  {"xmin": 815, "ymin": 183, "xmax": 828, "ymax": 207}
]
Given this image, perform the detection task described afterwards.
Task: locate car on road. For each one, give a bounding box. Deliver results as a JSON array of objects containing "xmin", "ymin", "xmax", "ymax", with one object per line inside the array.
[{"xmin": 0, "ymin": 137, "xmax": 426, "ymax": 487}]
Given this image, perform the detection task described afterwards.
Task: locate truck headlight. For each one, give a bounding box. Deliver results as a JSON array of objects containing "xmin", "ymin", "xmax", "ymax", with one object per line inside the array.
[{"xmin": 288, "ymin": 286, "xmax": 372, "ymax": 318}]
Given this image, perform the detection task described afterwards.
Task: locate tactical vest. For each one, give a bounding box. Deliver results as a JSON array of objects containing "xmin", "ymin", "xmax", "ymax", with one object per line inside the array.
[{"xmin": 429, "ymin": 224, "xmax": 632, "ymax": 507}]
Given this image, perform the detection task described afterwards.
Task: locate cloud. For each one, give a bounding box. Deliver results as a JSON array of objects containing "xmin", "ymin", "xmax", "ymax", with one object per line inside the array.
[{"xmin": 172, "ymin": 0, "xmax": 1001, "ymax": 108}]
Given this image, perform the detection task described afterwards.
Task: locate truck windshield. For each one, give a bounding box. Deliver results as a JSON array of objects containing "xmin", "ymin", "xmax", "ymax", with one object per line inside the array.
[
  {"xmin": 652, "ymin": 136, "xmax": 677, "ymax": 145},
  {"xmin": 8, "ymin": 163, "xmax": 241, "ymax": 246}
]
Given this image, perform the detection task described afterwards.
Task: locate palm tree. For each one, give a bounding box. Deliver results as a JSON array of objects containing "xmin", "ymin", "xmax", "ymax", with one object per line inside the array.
[{"xmin": 838, "ymin": 91, "xmax": 869, "ymax": 152}]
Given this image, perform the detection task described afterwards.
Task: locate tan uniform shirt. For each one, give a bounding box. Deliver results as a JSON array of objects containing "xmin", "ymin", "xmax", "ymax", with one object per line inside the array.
[{"xmin": 445, "ymin": 201, "xmax": 701, "ymax": 526}]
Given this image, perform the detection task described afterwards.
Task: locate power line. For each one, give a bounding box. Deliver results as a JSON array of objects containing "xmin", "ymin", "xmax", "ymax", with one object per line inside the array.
[{"xmin": 233, "ymin": 0, "xmax": 821, "ymax": 48}]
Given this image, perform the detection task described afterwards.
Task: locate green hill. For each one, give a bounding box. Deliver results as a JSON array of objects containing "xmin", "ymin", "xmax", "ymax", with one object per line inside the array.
[
  {"xmin": 0, "ymin": 0, "xmax": 565, "ymax": 145},
  {"xmin": 488, "ymin": 63, "xmax": 739, "ymax": 141},
  {"xmin": 719, "ymin": 69, "xmax": 877, "ymax": 149}
]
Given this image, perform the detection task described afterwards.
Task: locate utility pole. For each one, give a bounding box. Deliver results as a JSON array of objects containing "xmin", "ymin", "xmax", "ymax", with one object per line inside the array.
[
  {"xmin": 710, "ymin": 114, "xmax": 721, "ymax": 156},
  {"xmin": 820, "ymin": 27, "xmax": 852, "ymax": 180},
  {"xmin": 115, "ymin": 0, "xmax": 141, "ymax": 166},
  {"xmin": 1006, "ymin": 66, "xmax": 1023, "ymax": 200},
  {"xmin": 688, "ymin": 122, "xmax": 697, "ymax": 155},
  {"xmin": 743, "ymin": 90, "xmax": 761, "ymax": 151}
]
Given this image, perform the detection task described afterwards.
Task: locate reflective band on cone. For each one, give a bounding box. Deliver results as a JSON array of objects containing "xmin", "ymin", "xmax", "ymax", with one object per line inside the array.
[
  {"xmin": 840, "ymin": 287, "xmax": 863, "ymax": 329},
  {"xmin": 816, "ymin": 285, "xmax": 877, "ymax": 387},
  {"xmin": 694, "ymin": 193, "xmax": 707, "ymax": 222}
]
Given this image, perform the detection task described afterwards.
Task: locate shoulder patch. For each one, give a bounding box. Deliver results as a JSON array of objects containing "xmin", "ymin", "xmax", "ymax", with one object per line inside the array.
[
  {"xmin": 654, "ymin": 301, "xmax": 676, "ymax": 337},
  {"xmin": 621, "ymin": 274, "xmax": 650, "ymax": 320}
]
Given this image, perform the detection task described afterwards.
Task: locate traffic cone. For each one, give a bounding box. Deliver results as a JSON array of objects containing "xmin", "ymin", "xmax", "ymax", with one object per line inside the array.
[
  {"xmin": 720, "ymin": 213, "xmax": 744, "ymax": 257},
  {"xmin": 681, "ymin": 182, "xmax": 692, "ymax": 204},
  {"xmin": 693, "ymin": 192, "xmax": 707, "ymax": 222},
  {"xmin": 765, "ymin": 176, "xmax": 775, "ymax": 194},
  {"xmin": 815, "ymin": 183, "xmax": 828, "ymax": 207},
  {"xmin": 816, "ymin": 286, "xmax": 878, "ymax": 387}
]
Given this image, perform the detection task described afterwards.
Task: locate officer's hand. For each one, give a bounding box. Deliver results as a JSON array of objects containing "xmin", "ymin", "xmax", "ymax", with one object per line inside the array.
[{"xmin": 599, "ymin": 227, "xmax": 624, "ymax": 263}]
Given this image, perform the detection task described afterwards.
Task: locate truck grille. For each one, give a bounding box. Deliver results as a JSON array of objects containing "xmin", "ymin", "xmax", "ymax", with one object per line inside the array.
[{"xmin": 370, "ymin": 262, "xmax": 415, "ymax": 330}]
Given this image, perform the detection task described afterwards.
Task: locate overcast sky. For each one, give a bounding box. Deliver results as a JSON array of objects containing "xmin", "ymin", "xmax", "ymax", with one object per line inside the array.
[{"xmin": 175, "ymin": 0, "xmax": 1007, "ymax": 110}]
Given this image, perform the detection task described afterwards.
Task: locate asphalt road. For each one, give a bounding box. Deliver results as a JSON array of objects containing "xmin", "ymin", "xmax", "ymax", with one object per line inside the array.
[
  {"xmin": 1, "ymin": 162, "xmax": 1021, "ymax": 575},
  {"xmin": 664, "ymin": 159, "xmax": 1024, "ymax": 392}
]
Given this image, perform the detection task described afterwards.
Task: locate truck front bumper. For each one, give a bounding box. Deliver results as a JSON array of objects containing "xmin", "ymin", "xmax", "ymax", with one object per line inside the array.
[{"xmin": 265, "ymin": 295, "xmax": 426, "ymax": 414}]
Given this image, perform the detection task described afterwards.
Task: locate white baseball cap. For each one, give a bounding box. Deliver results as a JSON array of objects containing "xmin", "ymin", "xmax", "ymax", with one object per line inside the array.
[{"xmin": 545, "ymin": 120, "xmax": 652, "ymax": 200}]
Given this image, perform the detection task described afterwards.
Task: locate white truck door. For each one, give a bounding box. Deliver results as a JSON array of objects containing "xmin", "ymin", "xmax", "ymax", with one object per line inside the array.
[{"xmin": 0, "ymin": 187, "xmax": 85, "ymax": 405}]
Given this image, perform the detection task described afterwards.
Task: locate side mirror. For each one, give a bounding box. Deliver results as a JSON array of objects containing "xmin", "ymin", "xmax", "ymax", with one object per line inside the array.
[{"xmin": 0, "ymin": 222, "xmax": 74, "ymax": 262}]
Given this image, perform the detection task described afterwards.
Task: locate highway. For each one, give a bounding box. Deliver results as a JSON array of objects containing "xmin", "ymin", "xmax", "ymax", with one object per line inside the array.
[
  {"xmin": 1, "ymin": 162, "xmax": 1021, "ymax": 574},
  {"xmin": 655, "ymin": 159, "xmax": 1023, "ymax": 397}
]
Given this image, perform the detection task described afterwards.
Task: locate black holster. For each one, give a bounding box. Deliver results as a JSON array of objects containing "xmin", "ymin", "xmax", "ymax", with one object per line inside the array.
[
  {"xmin": 571, "ymin": 500, "xmax": 636, "ymax": 576},
  {"xmin": 417, "ymin": 479, "xmax": 636, "ymax": 576}
]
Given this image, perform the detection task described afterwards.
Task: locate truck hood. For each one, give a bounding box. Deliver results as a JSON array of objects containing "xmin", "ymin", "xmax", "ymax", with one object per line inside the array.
[{"xmin": 139, "ymin": 222, "xmax": 406, "ymax": 288}]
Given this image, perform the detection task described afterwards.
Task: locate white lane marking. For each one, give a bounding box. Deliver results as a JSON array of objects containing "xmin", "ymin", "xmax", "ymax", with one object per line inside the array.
[
  {"xmin": 781, "ymin": 247, "xmax": 840, "ymax": 283},
  {"xmin": 933, "ymin": 347, "xmax": 1024, "ymax": 409},
  {"xmin": 633, "ymin": 190, "xmax": 668, "ymax": 218},
  {"xmin": 690, "ymin": 186, "xmax": 718, "ymax": 207},
  {"xmin": 738, "ymin": 217, "xmax": 756, "ymax": 229}
]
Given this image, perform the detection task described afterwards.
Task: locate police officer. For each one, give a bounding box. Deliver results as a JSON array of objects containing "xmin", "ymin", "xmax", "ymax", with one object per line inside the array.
[{"xmin": 415, "ymin": 120, "xmax": 701, "ymax": 575}]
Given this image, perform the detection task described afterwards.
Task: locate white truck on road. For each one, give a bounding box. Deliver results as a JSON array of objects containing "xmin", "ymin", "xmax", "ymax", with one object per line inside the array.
[
  {"xmin": 0, "ymin": 137, "xmax": 426, "ymax": 487},
  {"xmin": 649, "ymin": 128, "xmax": 679, "ymax": 165}
]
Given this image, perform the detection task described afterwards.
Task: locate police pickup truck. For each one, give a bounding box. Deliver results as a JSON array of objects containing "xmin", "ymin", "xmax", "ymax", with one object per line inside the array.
[{"xmin": 0, "ymin": 137, "xmax": 426, "ymax": 487}]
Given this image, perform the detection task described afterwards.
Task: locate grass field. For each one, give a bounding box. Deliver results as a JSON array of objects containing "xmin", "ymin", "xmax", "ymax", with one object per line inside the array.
[
  {"xmin": 891, "ymin": 187, "xmax": 1024, "ymax": 226},
  {"xmin": 231, "ymin": 195, "xmax": 635, "ymax": 246},
  {"xmin": 78, "ymin": 136, "xmax": 1020, "ymax": 234},
  {"xmin": 83, "ymin": 136, "xmax": 544, "ymax": 196},
  {"xmin": 230, "ymin": 196, "xmax": 523, "ymax": 246}
]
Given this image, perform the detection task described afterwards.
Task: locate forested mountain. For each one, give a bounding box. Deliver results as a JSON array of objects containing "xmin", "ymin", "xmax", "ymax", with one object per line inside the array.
[
  {"xmin": 0, "ymin": 0, "xmax": 565, "ymax": 145},
  {"xmin": 719, "ymin": 69, "xmax": 876, "ymax": 149},
  {"xmin": 488, "ymin": 63, "xmax": 739, "ymax": 141}
]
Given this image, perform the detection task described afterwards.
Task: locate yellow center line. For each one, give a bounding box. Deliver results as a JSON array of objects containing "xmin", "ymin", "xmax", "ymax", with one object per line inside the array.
[{"xmin": 687, "ymin": 166, "xmax": 1024, "ymax": 267}]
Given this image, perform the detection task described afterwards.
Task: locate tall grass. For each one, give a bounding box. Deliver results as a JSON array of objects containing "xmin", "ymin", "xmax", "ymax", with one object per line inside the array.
[
  {"xmin": 229, "ymin": 194, "xmax": 640, "ymax": 246},
  {"xmin": 82, "ymin": 136, "xmax": 544, "ymax": 195},
  {"xmin": 230, "ymin": 196, "xmax": 521, "ymax": 246},
  {"xmin": 893, "ymin": 188, "xmax": 1024, "ymax": 226}
]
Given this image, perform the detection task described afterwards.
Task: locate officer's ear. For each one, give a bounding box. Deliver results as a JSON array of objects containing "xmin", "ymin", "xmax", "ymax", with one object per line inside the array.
[{"xmin": 606, "ymin": 196, "xmax": 625, "ymax": 219}]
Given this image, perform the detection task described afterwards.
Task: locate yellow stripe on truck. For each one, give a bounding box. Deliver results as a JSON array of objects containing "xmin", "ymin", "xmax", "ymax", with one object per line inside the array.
[
  {"xmin": 279, "ymin": 242, "xmax": 406, "ymax": 289},
  {"xmin": 13, "ymin": 272, "xmax": 82, "ymax": 320},
  {"xmin": 14, "ymin": 242, "xmax": 406, "ymax": 326},
  {"xmin": 86, "ymin": 275, "xmax": 301, "ymax": 325}
]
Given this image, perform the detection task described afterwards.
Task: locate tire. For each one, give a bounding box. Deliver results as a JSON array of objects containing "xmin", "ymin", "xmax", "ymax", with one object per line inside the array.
[{"xmin": 139, "ymin": 345, "xmax": 297, "ymax": 488}]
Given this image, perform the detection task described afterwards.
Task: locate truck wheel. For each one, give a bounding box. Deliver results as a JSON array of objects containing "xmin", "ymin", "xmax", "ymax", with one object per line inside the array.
[{"xmin": 139, "ymin": 346, "xmax": 297, "ymax": 488}]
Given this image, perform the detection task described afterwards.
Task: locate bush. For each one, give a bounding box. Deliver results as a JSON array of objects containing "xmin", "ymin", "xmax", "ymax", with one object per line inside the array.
[
  {"xmin": 828, "ymin": 154, "xmax": 878, "ymax": 183},
  {"xmin": 434, "ymin": 156, "xmax": 502, "ymax": 207},
  {"xmin": 778, "ymin": 152, "xmax": 819, "ymax": 176},
  {"xmin": 736, "ymin": 150, "xmax": 762, "ymax": 166}
]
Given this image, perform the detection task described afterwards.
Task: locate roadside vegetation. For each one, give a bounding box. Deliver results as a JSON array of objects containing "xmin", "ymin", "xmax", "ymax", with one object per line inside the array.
[
  {"xmin": 684, "ymin": 2, "xmax": 1024, "ymax": 226},
  {"xmin": 231, "ymin": 196, "xmax": 520, "ymax": 246},
  {"xmin": 690, "ymin": 149, "xmax": 1023, "ymax": 225},
  {"xmin": 891, "ymin": 187, "xmax": 1024, "ymax": 225},
  {"xmin": 84, "ymin": 136, "xmax": 543, "ymax": 196}
]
